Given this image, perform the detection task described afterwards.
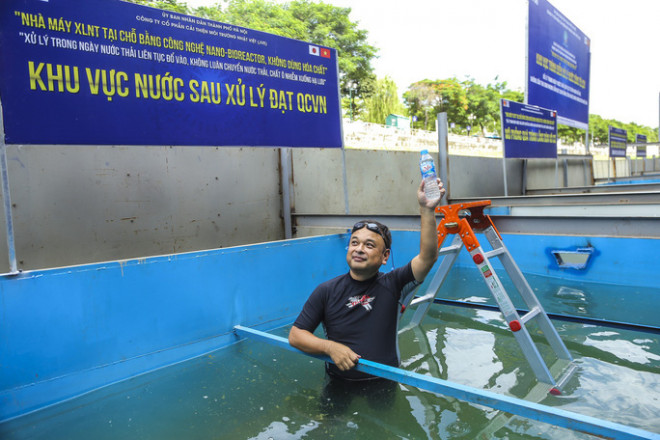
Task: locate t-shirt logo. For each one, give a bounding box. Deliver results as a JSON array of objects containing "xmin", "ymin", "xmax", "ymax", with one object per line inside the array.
[{"xmin": 346, "ymin": 294, "xmax": 374, "ymax": 312}]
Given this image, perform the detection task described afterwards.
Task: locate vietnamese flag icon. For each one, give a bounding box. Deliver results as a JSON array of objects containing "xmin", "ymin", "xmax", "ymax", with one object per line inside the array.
[{"xmin": 320, "ymin": 47, "xmax": 331, "ymax": 58}]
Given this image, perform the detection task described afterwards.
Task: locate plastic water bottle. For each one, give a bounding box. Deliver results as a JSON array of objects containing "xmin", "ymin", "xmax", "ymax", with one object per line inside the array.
[{"xmin": 419, "ymin": 149, "xmax": 441, "ymax": 201}]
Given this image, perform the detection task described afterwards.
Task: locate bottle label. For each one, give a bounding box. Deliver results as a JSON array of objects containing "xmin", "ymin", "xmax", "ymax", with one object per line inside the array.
[{"xmin": 420, "ymin": 162, "xmax": 435, "ymax": 177}]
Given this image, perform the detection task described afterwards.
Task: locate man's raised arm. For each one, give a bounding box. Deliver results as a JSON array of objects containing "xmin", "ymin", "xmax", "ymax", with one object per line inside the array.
[{"xmin": 411, "ymin": 178, "xmax": 445, "ymax": 282}]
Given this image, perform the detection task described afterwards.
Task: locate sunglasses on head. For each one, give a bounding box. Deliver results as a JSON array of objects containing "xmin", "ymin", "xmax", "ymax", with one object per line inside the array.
[{"xmin": 352, "ymin": 221, "xmax": 390, "ymax": 249}]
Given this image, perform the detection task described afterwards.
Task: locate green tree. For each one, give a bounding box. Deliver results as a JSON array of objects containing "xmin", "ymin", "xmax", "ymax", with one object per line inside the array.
[
  {"xmin": 557, "ymin": 125, "xmax": 584, "ymax": 145},
  {"xmin": 403, "ymin": 79, "xmax": 467, "ymax": 130},
  {"xmin": 403, "ymin": 77, "xmax": 523, "ymax": 135},
  {"xmin": 361, "ymin": 76, "xmax": 404, "ymax": 124},
  {"xmin": 585, "ymin": 115, "xmax": 658, "ymax": 146},
  {"xmin": 196, "ymin": 0, "xmax": 306, "ymax": 39},
  {"xmin": 588, "ymin": 114, "xmax": 609, "ymax": 145},
  {"xmin": 464, "ymin": 78, "xmax": 506, "ymax": 136},
  {"xmin": 622, "ymin": 121, "xmax": 657, "ymax": 144},
  {"xmin": 501, "ymin": 88, "xmax": 524, "ymax": 104}
]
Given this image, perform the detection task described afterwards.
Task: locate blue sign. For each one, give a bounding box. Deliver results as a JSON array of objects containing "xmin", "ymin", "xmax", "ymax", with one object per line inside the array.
[
  {"xmin": 608, "ymin": 126, "xmax": 627, "ymax": 158},
  {"xmin": 500, "ymin": 99, "xmax": 557, "ymax": 158},
  {"xmin": 527, "ymin": 0, "xmax": 590, "ymax": 130},
  {"xmin": 0, "ymin": 0, "xmax": 342, "ymax": 147},
  {"xmin": 635, "ymin": 134, "xmax": 647, "ymax": 158}
]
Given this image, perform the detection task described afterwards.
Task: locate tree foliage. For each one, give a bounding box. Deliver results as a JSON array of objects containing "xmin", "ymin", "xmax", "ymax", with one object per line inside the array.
[
  {"xmin": 361, "ymin": 76, "xmax": 404, "ymax": 124},
  {"xmin": 464, "ymin": 78, "xmax": 506, "ymax": 135},
  {"xmin": 402, "ymin": 76, "xmax": 658, "ymax": 145},
  {"xmin": 403, "ymin": 79, "xmax": 467, "ymax": 131},
  {"xmin": 403, "ymin": 77, "xmax": 523, "ymax": 135},
  {"xmin": 586, "ymin": 114, "xmax": 658, "ymax": 145}
]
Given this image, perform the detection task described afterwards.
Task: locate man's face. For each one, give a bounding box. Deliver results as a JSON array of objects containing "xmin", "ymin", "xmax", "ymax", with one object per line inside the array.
[{"xmin": 346, "ymin": 227, "xmax": 389, "ymax": 279}]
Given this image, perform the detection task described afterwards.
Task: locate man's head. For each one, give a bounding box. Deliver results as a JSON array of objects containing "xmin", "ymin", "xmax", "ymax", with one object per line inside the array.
[
  {"xmin": 346, "ymin": 220, "xmax": 391, "ymax": 280},
  {"xmin": 351, "ymin": 220, "xmax": 391, "ymax": 250}
]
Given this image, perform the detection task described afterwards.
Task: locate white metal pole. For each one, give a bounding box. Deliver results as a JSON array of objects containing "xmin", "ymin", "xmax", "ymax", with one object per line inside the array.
[
  {"xmin": 279, "ymin": 147, "xmax": 292, "ymax": 239},
  {"xmin": 499, "ymin": 100, "xmax": 509, "ymax": 196},
  {"xmin": 437, "ymin": 113, "xmax": 449, "ymax": 204},
  {"xmin": 341, "ymin": 145, "xmax": 349, "ymax": 215}
]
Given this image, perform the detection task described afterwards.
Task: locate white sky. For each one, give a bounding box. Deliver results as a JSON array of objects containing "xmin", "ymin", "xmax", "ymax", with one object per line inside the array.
[{"xmin": 185, "ymin": 0, "xmax": 660, "ymax": 128}]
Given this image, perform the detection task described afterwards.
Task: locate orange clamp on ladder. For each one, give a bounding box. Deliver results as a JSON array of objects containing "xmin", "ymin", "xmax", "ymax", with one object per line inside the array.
[{"xmin": 399, "ymin": 200, "xmax": 576, "ymax": 393}]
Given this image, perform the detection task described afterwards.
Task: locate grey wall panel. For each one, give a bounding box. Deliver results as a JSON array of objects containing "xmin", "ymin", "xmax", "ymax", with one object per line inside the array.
[
  {"xmin": 526, "ymin": 157, "xmax": 594, "ymax": 190},
  {"xmin": 0, "ymin": 145, "xmax": 283, "ymax": 270},
  {"xmin": 343, "ymin": 149, "xmax": 421, "ymax": 215},
  {"xmin": 290, "ymin": 148, "xmax": 345, "ymax": 215},
  {"xmin": 448, "ymin": 156, "xmax": 523, "ymax": 198},
  {"xmin": 292, "ymin": 148, "xmax": 421, "ymax": 216}
]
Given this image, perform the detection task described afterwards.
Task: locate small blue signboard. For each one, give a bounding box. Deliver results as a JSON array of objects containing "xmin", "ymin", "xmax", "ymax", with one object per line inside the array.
[
  {"xmin": 527, "ymin": 0, "xmax": 590, "ymax": 129},
  {"xmin": 635, "ymin": 134, "xmax": 647, "ymax": 158},
  {"xmin": 500, "ymin": 99, "xmax": 557, "ymax": 158},
  {"xmin": 608, "ymin": 127, "xmax": 627, "ymax": 158},
  {"xmin": 0, "ymin": 0, "xmax": 342, "ymax": 147}
]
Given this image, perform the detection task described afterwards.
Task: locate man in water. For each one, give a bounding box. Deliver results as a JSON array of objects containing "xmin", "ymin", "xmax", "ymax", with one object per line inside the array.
[{"xmin": 289, "ymin": 178, "xmax": 445, "ymax": 408}]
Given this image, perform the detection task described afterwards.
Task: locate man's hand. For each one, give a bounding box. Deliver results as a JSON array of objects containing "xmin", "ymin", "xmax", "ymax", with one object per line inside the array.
[
  {"xmin": 324, "ymin": 340, "xmax": 361, "ymax": 371},
  {"xmin": 417, "ymin": 178, "xmax": 446, "ymax": 209},
  {"xmin": 289, "ymin": 326, "xmax": 360, "ymax": 371}
]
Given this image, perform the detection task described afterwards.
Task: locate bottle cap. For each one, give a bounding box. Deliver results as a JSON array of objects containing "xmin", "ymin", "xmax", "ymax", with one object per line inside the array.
[{"xmin": 420, "ymin": 149, "xmax": 428, "ymax": 155}]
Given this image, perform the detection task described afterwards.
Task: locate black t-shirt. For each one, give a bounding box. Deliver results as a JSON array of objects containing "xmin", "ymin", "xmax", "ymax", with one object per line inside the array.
[{"xmin": 292, "ymin": 262, "xmax": 419, "ymax": 380}]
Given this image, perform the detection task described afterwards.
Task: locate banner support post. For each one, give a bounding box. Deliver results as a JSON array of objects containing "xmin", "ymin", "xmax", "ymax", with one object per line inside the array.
[{"xmin": 0, "ymin": 103, "xmax": 18, "ymax": 274}]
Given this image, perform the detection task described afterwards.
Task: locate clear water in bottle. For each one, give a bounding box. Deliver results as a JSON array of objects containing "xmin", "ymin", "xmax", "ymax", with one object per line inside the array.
[{"xmin": 419, "ymin": 149, "xmax": 441, "ymax": 200}]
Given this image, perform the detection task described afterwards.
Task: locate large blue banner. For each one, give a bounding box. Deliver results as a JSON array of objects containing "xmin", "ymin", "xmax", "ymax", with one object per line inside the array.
[
  {"xmin": 0, "ymin": 0, "xmax": 342, "ymax": 147},
  {"xmin": 500, "ymin": 99, "xmax": 557, "ymax": 158},
  {"xmin": 527, "ymin": 0, "xmax": 590, "ymax": 130},
  {"xmin": 608, "ymin": 126, "xmax": 627, "ymax": 158}
]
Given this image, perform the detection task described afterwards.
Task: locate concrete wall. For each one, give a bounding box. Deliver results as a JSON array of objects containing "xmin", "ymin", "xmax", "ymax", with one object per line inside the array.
[
  {"xmin": 0, "ymin": 143, "xmax": 646, "ymax": 272},
  {"xmin": 447, "ymin": 156, "xmax": 524, "ymax": 198},
  {"xmin": 292, "ymin": 148, "xmax": 421, "ymax": 216},
  {"xmin": 593, "ymin": 157, "xmax": 660, "ymax": 180},
  {"xmin": 526, "ymin": 156, "xmax": 593, "ymax": 189},
  {"xmin": 0, "ymin": 145, "xmax": 283, "ymax": 271}
]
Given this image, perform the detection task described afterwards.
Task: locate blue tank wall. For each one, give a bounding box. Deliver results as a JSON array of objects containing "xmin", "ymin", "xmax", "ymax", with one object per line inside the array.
[
  {"xmin": 0, "ymin": 231, "xmax": 656, "ymax": 421},
  {"xmin": 0, "ymin": 235, "xmax": 351, "ymax": 422},
  {"xmin": 453, "ymin": 233, "xmax": 658, "ymax": 288}
]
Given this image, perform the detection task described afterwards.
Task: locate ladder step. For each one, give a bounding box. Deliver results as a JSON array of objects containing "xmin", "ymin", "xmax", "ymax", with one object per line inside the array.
[
  {"xmin": 520, "ymin": 307, "xmax": 542, "ymax": 325},
  {"xmin": 410, "ymin": 293, "xmax": 435, "ymax": 306},
  {"xmin": 438, "ymin": 243, "xmax": 462, "ymax": 256},
  {"xmin": 553, "ymin": 362, "xmax": 578, "ymax": 392},
  {"xmin": 483, "ymin": 248, "xmax": 506, "ymax": 259}
]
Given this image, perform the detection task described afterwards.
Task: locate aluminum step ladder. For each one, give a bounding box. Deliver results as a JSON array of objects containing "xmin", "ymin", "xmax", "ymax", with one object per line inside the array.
[{"xmin": 400, "ymin": 200, "xmax": 576, "ymax": 393}]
